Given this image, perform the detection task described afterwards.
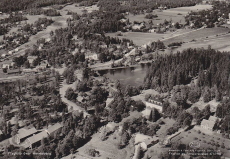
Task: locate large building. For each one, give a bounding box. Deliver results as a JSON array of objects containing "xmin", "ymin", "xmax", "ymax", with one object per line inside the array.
[
  {"xmin": 200, "ymin": 116, "xmax": 219, "ymax": 131},
  {"xmin": 24, "ymin": 131, "xmax": 48, "ymax": 149},
  {"xmin": 15, "ymin": 127, "xmax": 37, "ymax": 144},
  {"xmin": 145, "ymin": 101, "xmax": 163, "ymax": 113},
  {"xmin": 45, "ymin": 123, "xmax": 63, "ymax": 136}
]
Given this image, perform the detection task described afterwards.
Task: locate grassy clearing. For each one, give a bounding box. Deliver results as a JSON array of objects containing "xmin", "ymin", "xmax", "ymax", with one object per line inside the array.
[
  {"xmin": 127, "ymin": 5, "xmax": 212, "ymax": 25},
  {"xmin": 63, "ymin": 4, "xmax": 99, "ymax": 15},
  {"xmin": 156, "ymin": 117, "xmax": 176, "ymax": 138},
  {"xmin": 106, "ymin": 32, "xmax": 166, "ymax": 46},
  {"xmin": 171, "ymin": 128, "xmax": 230, "ymax": 158},
  {"xmin": 166, "ymin": 4, "xmax": 212, "ymax": 14},
  {"xmin": 65, "ymin": 131, "xmax": 129, "ymax": 159},
  {"xmin": 127, "ymin": 9, "xmax": 185, "ymax": 24},
  {"xmin": 163, "ymin": 27, "xmax": 230, "ymax": 45},
  {"xmin": 174, "ymin": 33, "xmax": 230, "ymax": 52}
]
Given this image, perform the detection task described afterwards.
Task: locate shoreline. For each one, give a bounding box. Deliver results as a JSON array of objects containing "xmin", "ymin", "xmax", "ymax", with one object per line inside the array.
[{"xmin": 92, "ymin": 61, "xmax": 152, "ymax": 71}]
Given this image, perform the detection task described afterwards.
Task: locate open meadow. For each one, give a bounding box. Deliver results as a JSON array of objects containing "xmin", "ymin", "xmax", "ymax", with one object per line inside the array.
[
  {"xmin": 163, "ymin": 27, "xmax": 230, "ymax": 45},
  {"xmin": 173, "ymin": 33, "xmax": 230, "ymax": 52},
  {"xmin": 127, "ymin": 5, "xmax": 212, "ymax": 24}
]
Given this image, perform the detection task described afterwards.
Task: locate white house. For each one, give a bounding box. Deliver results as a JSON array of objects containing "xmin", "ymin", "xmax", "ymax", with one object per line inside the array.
[{"xmin": 85, "ymin": 53, "xmax": 98, "ymax": 61}]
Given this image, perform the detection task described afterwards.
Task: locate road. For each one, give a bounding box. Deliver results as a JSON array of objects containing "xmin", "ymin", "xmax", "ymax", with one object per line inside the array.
[
  {"xmin": 163, "ymin": 126, "xmax": 189, "ymax": 145},
  {"xmin": 59, "ymin": 79, "xmax": 84, "ymax": 112}
]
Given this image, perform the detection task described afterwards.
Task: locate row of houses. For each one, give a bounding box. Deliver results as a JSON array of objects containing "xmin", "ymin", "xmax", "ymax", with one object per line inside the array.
[{"xmin": 15, "ymin": 123, "xmax": 62, "ymax": 149}]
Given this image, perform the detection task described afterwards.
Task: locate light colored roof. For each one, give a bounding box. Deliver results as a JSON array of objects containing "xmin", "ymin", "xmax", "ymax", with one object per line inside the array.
[
  {"xmin": 27, "ymin": 56, "xmax": 37, "ymax": 59},
  {"xmin": 208, "ymin": 116, "xmax": 218, "ymax": 122},
  {"xmin": 0, "ymin": 130, "xmax": 3, "ymax": 135},
  {"xmin": 27, "ymin": 131, "xmax": 48, "ymax": 144},
  {"xmin": 106, "ymin": 122, "xmax": 117, "ymax": 131},
  {"xmin": 142, "ymin": 107, "xmax": 152, "ymax": 117},
  {"xmin": 46, "ymin": 123, "xmax": 62, "ymax": 134},
  {"xmin": 135, "ymin": 133, "xmax": 152, "ymax": 145},
  {"xmin": 17, "ymin": 127, "xmax": 37, "ymax": 139},
  {"xmin": 201, "ymin": 119, "xmax": 215, "ymax": 129}
]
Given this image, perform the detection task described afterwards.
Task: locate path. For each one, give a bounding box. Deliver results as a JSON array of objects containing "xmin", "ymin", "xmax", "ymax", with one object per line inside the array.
[
  {"xmin": 163, "ymin": 126, "xmax": 189, "ymax": 145},
  {"xmin": 59, "ymin": 79, "xmax": 84, "ymax": 112}
]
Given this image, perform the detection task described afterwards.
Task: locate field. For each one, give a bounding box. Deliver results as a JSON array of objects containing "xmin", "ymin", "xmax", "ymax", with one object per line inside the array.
[
  {"xmin": 173, "ymin": 33, "xmax": 230, "ymax": 52},
  {"xmin": 106, "ymin": 28, "xmax": 195, "ymax": 46},
  {"xmin": 63, "ymin": 4, "xmax": 99, "ymax": 15},
  {"xmin": 163, "ymin": 27, "xmax": 230, "ymax": 45},
  {"xmin": 156, "ymin": 118, "xmax": 176, "ymax": 138},
  {"xmin": 171, "ymin": 127, "xmax": 230, "ymax": 158},
  {"xmin": 63, "ymin": 130, "xmax": 130, "ymax": 159},
  {"xmin": 107, "ymin": 32, "xmax": 169, "ymax": 46},
  {"xmin": 127, "ymin": 5, "xmax": 212, "ymax": 25}
]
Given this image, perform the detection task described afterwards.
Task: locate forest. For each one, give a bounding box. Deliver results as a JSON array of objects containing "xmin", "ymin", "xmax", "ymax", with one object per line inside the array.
[
  {"xmin": 144, "ymin": 47, "xmax": 230, "ymax": 96},
  {"xmin": 98, "ymin": 0, "xmax": 201, "ymax": 14}
]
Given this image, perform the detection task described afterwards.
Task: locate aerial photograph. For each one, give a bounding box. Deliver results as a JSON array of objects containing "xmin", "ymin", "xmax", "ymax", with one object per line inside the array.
[{"xmin": 0, "ymin": 0, "xmax": 230, "ymax": 159}]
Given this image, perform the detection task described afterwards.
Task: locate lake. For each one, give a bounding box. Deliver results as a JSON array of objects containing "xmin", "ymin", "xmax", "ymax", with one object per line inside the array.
[{"xmin": 98, "ymin": 63, "xmax": 150, "ymax": 86}]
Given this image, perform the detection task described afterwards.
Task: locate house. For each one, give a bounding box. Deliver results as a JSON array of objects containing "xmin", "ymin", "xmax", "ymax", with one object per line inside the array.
[
  {"xmin": 24, "ymin": 131, "xmax": 48, "ymax": 149},
  {"xmin": 22, "ymin": 69, "xmax": 37, "ymax": 75},
  {"xmin": 1, "ymin": 61, "xmax": 13, "ymax": 69},
  {"xmin": 145, "ymin": 101, "xmax": 162, "ymax": 113},
  {"xmin": 208, "ymin": 116, "xmax": 218, "ymax": 122},
  {"xmin": 106, "ymin": 122, "xmax": 117, "ymax": 132},
  {"xmin": 200, "ymin": 119, "xmax": 216, "ymax": 131},
  {"xmin": 27, "ymin": 56, "xmax": 37, "ymax": 64},
  {"xmin": 45, "ymin": 123, "xmax": 63, "ymax": 136},
  {"xmin": 0, "ymin": 130, "xmax": 3, "ymax": 141},
  {"xmin": 142, "ymin": 107, "xmax": 153, "ymax": 118},
  {"xmin": 45, "ymin": 38, "xmax": 51, "ymax": 43},
  {"xmin": 15, "ymin": 127, "xmax": 37, "ymax": 144},
  {"xmin": 15, "ymin": 48, "xmax": 20, "ymax": 52},
  {"xmin": 7, "ymin": 68, "xmax": 21, "ymax": 75},
  {"xmin": 134, "ymin": 133, "xmax": 159, "ymax": 150},
  {"xmin": 85, "ymin": 53, "xmax": 98, "ymax": 61}
]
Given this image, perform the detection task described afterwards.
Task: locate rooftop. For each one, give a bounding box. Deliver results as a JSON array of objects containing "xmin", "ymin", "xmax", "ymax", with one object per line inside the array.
[
  {"xmin": 17, "ymin": 127, "xmax": 37, "ymax": 139},
  {"xmin": 135, "ymin": 133, "xmax": 152, "ymax": 145},
  {"xmin": 27, "ymin": 131, "xmax": 48, "ymax": 145},
  {"xmin": 201, "ymin": 119, "xmax": 215, "ymax": 129},
  {"xmin": 46, "ymin": 123, "xmax": 62, "ymax": 135}
]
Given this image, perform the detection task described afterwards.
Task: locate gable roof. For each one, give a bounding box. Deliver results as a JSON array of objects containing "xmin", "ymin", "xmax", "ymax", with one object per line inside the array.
[
  {"xmin": 46, "ymin": 123, "xmax": 62, "ymax": 135},
  {"xmin": 17, "ymin": 127, "xmax": 37, "ymax": 139},
  {"xmin": 27, "ymin": 131, "xmax": 48, "ymax": 145}
]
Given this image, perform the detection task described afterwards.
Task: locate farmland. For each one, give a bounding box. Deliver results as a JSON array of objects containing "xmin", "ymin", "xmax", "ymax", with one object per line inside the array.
[
  {"xmin": 127, "ymin": 4, "xmax": 212, "ymax": 24},
  {"xmin": 172, "ymin": 33, "xmax": 230, "ymax": 52}
]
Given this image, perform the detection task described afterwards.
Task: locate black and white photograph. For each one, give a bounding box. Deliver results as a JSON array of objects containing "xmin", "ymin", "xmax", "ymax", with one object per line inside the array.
[{"xmin": 0, "ymin": 0, "xmax": 230, "ymax": 159}]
